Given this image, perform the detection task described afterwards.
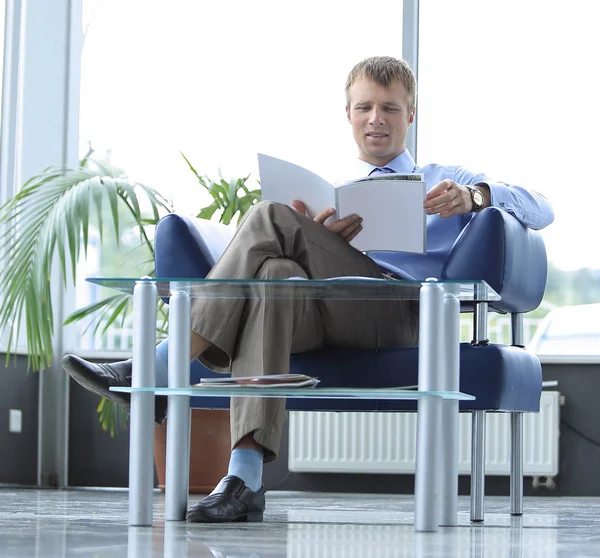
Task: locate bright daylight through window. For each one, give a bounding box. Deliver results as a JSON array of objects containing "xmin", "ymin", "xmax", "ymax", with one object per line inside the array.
[
  {"xmin": 418, "ymin": 0, "xmax": 599, "ymax": 354},
  {"xmin": 77, "ymin": 0, "xmax": 404, "ymax": 352},
  {"xmin": 76, "ymin": 1, "xmax": 597, "ymax": 357}
]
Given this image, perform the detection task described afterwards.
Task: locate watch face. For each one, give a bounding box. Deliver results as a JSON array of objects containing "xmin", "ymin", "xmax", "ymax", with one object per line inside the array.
[{"xmin": 473, "ymin": 190, "xmax": 484, "ymax": 208}]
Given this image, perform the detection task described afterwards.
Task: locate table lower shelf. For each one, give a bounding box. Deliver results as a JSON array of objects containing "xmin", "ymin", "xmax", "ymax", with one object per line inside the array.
[{"xmin": 110, "ymin": 386, "xmax": 475, "ymax": 400}]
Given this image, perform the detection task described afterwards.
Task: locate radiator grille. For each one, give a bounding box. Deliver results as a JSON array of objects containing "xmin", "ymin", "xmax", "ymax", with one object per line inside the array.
[{"xmin": 289, "ymin": 392, "xmax": 559, "ymax": 477}]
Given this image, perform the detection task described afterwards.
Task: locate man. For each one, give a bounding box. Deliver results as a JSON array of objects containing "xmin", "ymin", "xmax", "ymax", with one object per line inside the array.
[{"xmin": 63, "ymin": 56, "xmax": 554, "ymax": 523}]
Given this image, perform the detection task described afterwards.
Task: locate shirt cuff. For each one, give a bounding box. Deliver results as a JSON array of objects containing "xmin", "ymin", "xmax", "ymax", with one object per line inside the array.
[{"xmin": 476, "ymin": 181, "xmax": 508, "ymax": 211}]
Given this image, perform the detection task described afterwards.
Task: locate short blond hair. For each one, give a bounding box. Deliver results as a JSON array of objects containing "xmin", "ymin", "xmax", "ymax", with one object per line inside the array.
[{"xmin": 345, "ymin": 56, "xmax": 417, "ymax": 111}]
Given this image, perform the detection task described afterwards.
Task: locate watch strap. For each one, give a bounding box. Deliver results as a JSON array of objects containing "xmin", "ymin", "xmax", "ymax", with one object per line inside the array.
[{"xmin": 464, "ymin": 185, "xmax": 484, "ymax": 212}]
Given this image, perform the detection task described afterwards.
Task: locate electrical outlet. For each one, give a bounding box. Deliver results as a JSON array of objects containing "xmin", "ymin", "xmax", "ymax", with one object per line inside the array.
[{"xmin": 9, "ymin": 409, "xmax": 22, "ymax": 433}]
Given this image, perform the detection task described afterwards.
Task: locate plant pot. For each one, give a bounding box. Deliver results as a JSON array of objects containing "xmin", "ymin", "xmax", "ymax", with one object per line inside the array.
[{"xmin": 154, "ymin": 409, "xmax": 231, "ymax": 494}]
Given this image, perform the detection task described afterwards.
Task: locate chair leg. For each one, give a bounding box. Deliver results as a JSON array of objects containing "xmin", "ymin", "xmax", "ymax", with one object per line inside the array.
[
  {"xmin": 470, "ymin": 410, "xmax": 486, "ymax": 522},
  {"xmin": 510, "ymin": 412, "xmax": 524, "ymax": 516}
]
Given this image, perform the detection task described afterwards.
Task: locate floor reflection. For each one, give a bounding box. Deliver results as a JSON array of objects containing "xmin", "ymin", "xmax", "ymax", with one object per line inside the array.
[
  {"xmin": 0, "ymin": 489, "xmax": 596, "ymax": 557},
  {"xmin": 183, "ymin": 523, "xmax": 556, "ymax": 558}
]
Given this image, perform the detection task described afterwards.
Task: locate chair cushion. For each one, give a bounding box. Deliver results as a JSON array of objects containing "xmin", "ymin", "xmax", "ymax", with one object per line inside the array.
[{"xmin": 187, "ymin": 343, "xmax": 542, "ymax": 413}]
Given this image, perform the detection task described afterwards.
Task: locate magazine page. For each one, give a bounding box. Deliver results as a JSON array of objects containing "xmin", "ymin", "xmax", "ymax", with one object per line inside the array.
[
  {"xmin": 337, "ymin": 178, "xmax": 426, "ymax": 253},
  {"xmin": 258, "ymin": 154, "xmax": 336, "ymax": 220}
]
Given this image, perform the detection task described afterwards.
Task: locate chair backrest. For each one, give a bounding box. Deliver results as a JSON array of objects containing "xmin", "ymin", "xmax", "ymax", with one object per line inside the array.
[
  {"xmin": 155, "ymin": 209, "xmax": 548, "ymax": 315},
  {"xmin": 155, "ymin": 214, "xmax": 235, "ymax": 279}
]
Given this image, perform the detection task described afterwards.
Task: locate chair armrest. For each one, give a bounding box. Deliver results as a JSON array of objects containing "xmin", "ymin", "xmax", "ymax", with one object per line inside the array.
[
  {"xmin": 441, "ymin": 207, "xmax": 547, "ymax": 314},
  {"xmin": 154, "ymin": 214, "xmax": 235, "ymax": 279}
]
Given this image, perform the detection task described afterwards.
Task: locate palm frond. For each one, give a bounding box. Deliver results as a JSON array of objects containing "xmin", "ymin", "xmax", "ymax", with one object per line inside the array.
[
  {"xmin": 0, "ymin": 163, "xmax": 172, "ymax": 371},
  {"xmin": 97, "ymin": 397, "xmax": 128, "ymax": 436}
]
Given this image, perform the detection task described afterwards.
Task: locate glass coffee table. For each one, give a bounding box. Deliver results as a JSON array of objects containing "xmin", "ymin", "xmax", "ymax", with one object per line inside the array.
[{"xmin": 89, "ymin": 277, "xmax": 500, "ymax": 532}]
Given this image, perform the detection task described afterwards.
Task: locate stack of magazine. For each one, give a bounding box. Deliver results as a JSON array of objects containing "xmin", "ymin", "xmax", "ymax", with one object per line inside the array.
[{"xmin": 194, "ymin": 374, "xmax": 320, "ymax": 389}]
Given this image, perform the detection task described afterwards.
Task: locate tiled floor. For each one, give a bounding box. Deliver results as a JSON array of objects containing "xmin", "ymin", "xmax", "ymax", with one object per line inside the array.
[{"xmin": 1, "ymin": 488, "xmax": 600, "ymax": 557}]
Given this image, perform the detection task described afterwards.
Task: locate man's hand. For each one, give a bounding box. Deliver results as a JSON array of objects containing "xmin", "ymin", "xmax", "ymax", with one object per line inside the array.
[
  {"xmin": 424, "ymin": 179, "xmax": 476, "ymax": 217},
  {"xmin": 291, "ymin": 200, "xmax": 363, "ymax": 243}
]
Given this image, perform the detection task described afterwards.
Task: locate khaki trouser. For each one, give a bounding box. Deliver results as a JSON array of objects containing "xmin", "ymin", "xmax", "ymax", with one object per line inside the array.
[{"xmin": 191, "ymin": 201, "xmax": 418, "ymax": 462}]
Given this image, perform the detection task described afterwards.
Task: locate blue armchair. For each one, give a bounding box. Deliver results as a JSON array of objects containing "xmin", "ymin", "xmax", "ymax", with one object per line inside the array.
[{"xmin": 154, "ymin": 206, "xmax": 547, "ymax": 523}]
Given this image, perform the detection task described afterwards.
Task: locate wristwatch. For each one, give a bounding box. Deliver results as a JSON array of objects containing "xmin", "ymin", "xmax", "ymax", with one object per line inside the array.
[{"xmin": 464, "ymin": 185, "xmax": 484, "ymax": 212}]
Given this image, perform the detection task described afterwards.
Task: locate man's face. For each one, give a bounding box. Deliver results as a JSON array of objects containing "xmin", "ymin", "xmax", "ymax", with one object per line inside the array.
[{"xmin": 346, "ymin": 78, "xmax": 415, "ymax": 166}]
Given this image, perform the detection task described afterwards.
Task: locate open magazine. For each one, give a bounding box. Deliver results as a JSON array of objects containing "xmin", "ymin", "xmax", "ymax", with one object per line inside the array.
[
  {"xmin": 194, "ymin": 374, "xmax": 320, "ymax": 389},
  {"xmin": 258, "ymin": 153, "xmax": 426, "ymax": 253}
]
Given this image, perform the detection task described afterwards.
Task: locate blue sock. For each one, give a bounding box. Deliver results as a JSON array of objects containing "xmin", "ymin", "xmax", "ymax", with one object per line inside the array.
[
  {"xmin": 156, "ymin": 341, "xmax": 264, "ymax": 491},
  {"xmin": 227, "ymin": 448, "xmax": 263, "ymax": 491}
]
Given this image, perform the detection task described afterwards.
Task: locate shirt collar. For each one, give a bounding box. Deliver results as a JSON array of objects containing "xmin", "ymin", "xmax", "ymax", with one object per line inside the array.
[{"xmin": 356, "ymin": 149, "xmax": 417, "ymax": 176}]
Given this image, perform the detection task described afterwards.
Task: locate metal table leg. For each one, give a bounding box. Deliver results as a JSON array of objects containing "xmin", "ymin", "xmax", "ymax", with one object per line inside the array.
[
  {"xmin": 129, "ymin": 280, "xmax": 157, "ymax": 526},
  {"xmin": 414, "ymin": 281, "xmax": 445, "ymax": 532},
  {"xmin": 440, "ymin": 284, "xmax": 460, "ymax": 526},
  {"xmin": 165, "ymin": 286, "xmax": 192, "ymax": 521}
]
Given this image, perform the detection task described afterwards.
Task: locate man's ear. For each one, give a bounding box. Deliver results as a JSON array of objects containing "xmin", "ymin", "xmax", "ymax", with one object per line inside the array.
[
  {"xmin": 346, "ymin": 105, "xmax": 351, "ymax": 123},
  {"xmin": 408, "ymin": 107, "xmax": 415, "ymax": 126}
]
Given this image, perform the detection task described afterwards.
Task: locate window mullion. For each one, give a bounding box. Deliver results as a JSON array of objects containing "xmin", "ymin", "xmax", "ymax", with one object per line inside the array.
[{"xmin": 402, "ymin": 0, "xmax": 420, "ymax": 161}]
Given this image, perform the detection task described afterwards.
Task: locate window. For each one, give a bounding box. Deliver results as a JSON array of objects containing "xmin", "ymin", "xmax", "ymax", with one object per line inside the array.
[
  {"xmin": 0, "ymin": 1, "xmax": 5, "ymax": 127},
  {"xmin": 81, "ymin": 1, "xmax": 405, "ymax": 191},
  {"xmin": 77, "ymin": 0, "xmax": 405, "ymax": 352},
  {"xmin": 418, "ymin": 0, "xmax": 599, "ymax": 350},
  {"xmin": 528, "ymin": 303, "xmax": 600, "ymax": 356}
]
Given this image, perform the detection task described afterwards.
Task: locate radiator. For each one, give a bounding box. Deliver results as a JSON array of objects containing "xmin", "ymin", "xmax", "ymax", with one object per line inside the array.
[{"xmin": 288, "ymin": 391, "xmax": 559, "ymax": 477}]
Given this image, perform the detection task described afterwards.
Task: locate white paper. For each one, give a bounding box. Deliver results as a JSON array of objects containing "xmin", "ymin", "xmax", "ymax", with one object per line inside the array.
[
  {"xmin": 337, "ymin": 179, "xmax": 426, "ymax": 253},
  {"xmin": 258, "ymin": 153, "xmax": 426, "ymax": 253},
  {"xmin": 257, "ymin": 154, "xmax": 335, "ymax": 219}
]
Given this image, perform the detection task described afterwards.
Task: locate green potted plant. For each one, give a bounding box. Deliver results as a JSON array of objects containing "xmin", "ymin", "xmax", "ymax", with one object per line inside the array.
[
  {"xmin": 0, "ymin": 149, "xmax": 261, "ymax": 491},
  {"xmin": 0, "ymin": 149, "xmax": 172, "ymax": 435}
]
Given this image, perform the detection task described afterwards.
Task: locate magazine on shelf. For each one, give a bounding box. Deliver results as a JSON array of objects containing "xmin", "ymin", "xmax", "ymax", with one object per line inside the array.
[
  {"xmin": 194, "ymin": 374, "xmax": 320, "ymax": 389},
  {"xmin": 257, "ymin": 153, "xmax": 426, "ymax": 253}
]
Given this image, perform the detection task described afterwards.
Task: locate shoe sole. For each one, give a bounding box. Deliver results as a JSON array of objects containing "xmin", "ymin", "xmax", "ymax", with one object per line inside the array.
[{"xmin": 186, "ymin": 511, "xmax": 264, "ymax": 523}]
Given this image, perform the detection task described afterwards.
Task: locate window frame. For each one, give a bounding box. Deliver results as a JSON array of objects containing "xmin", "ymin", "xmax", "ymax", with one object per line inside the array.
[{"xmin": 0, "ymin": 0, "xmax": 83, "ymax": 489}]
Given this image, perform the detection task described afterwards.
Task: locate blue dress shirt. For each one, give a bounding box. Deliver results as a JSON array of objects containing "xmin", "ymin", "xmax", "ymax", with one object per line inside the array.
[{"xmin": 350, "ymin": 150, "xmax": 555, "ymax": 279}]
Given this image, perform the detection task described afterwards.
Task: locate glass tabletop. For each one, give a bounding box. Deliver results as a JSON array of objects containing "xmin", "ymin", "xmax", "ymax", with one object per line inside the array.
[
  {"xmin": 110, "ymin": 386, "xmax": 475, "ymax": 401},
  {"xmin": 88, "ymin": 277, "xmax": 500, "ymax": 302}
]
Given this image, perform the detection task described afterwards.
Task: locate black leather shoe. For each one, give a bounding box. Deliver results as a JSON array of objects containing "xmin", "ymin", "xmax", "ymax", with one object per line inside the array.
[
  {"xmin": 186, "ymin": 475, "xmax": 265, "ymax": 523},
  {"xmin": 61, "ymin": 354, "xmax": 168, "ymax": 425}
]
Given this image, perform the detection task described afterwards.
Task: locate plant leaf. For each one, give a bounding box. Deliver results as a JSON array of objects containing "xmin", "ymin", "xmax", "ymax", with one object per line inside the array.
[
  {"xmin": 97, "ymin": 398, "xmax": 128, "ymax": 437},
  {"xmin": 63, "ymin": 294, "xmax": 126, "ymax": 325},
  {"xmin": 196, "ymin": 203, "xmax": 219, "ymax": 221},
  {"xmin": 0, "ymin": 162, "xmax": 172, "ymax": 371}
]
